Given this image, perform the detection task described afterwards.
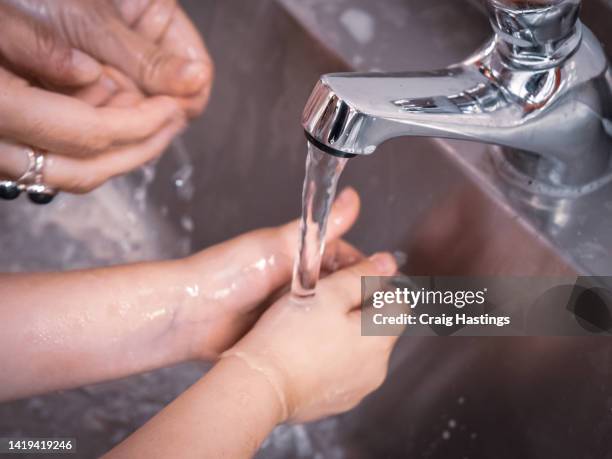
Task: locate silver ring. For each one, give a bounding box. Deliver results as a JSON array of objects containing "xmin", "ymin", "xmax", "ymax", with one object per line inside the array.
[
  {"xmin": 27, "ymin": 149, "xmax": 58, "ymax": 203},
  {"xmin": 33, "ymin": 150, "xmax": 46, "ymax": 185},
  {"xmin": 15, "ymin": 147, "xmax": 37, "ymax": 189},
  {"xmin": 1, "ymin": 147, "xmax": 57, "ymax": 204}
]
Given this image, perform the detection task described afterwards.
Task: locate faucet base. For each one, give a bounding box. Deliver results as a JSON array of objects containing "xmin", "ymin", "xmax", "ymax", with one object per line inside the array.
[{"xmin": 493, "ymin": 147, "xmax": 612, "ymax": 199}]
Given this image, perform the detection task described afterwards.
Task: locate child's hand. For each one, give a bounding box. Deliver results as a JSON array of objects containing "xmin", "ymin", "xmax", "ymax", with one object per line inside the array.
[
  {"xmin": 103, "ymin": 251, "xmax": 400, "ymax": 458},
  {"xmin": 176, "ymin": 187, "xmax": 364, "ymax": 360},
  {"xmin": 223, "ymin": 251, "xmax": 400, "ymax": 423}
]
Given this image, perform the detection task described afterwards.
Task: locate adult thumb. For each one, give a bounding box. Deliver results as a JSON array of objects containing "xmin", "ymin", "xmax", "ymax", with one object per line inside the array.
[{"xmin": 83, "ymin": 15, "xmax": 211, "ymax": 97}]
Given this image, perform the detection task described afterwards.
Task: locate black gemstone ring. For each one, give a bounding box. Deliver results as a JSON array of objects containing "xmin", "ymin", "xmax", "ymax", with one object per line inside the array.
[
  {"xmin": 0, "ymin": 147, "xmax": 58, "ymax": 204},
  {"xmin": 28, "ymin": 150, "xmax": 57, "ymax": 205},
  {"xmin": 0, "ymin": 180, "xmax": 21, "ymax": 200},
  {"xmin": 0, "ymin": 147, "xmax": 35, "ymax": 201},
  {"xmin": 27, "ymin": 183, "xmax": 57, "ymax": 205}
]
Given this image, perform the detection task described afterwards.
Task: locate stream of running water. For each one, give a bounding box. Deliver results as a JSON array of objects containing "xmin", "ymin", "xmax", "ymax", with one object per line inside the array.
[{"xmin": 291, "ymin": 142, "xmax": 349, "ymax": 297}]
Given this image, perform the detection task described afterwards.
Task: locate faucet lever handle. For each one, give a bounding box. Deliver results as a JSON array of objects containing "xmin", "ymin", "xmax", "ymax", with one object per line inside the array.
[{"xmin": 486, "ymin": 0, "xmax": 582, "ymax": 69}]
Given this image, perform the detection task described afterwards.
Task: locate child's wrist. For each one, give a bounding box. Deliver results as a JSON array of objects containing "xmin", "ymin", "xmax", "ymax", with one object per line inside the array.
[
  {"xmin": 151, "ymin": 257, "xmax": 206, "ymax": 363},
  {"xmin": 220, "ymin": 351, "xmax": 290, "ymax": 424},
  {"xmin": 218, "ymin": 353, "xmax": 289, "ymax": 425},
  {"xmin": 166, "ymin": 256, "xmax": 229, "ymax": 362}
]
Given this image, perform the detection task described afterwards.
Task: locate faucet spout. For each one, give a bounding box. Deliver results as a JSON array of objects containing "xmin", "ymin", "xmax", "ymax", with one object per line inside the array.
[{"xmin": 302, "ymin": 0, "xmax": 612, "ymax": 188}]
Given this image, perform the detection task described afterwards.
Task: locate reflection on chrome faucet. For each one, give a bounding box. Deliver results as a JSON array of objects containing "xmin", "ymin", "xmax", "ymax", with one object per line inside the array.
[{"xmin": 303, "ymin": 0, "xmax": 611, "ymax": 189}]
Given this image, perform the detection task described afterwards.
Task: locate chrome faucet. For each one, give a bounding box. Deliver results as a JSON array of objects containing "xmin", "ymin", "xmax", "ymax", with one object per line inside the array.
[{"xmin": 302, "ymin": 0, "xmax": 611, "ymax": 188}]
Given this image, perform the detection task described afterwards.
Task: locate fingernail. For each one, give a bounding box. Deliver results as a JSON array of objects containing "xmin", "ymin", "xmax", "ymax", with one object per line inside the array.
[
  {"xmin": 71, "ymin": 49, "xmax": 102, "ymax": 81},
  {"xmin": 179, "ymin": 60, "xmax": 208, "ymax": 90},
  {"xmin": 369, "ymin": 253, "xmax": 397, "ymax": 275}
]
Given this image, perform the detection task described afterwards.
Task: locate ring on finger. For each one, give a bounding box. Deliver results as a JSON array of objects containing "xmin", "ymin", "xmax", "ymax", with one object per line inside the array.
[
  {"xmin": 0, "ymin": 147, "xmax": 35, "ymax": 201},
  {"xmin": 0, "ymin": 147, "xmax": 58, "ymax": 204},
  {"xmin": 25, "ymin": 149, "xmax": 58, "ymax": 205}
]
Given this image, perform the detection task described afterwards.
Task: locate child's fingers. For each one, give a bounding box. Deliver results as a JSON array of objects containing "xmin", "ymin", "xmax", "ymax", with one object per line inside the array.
[
  {"xmin": 318, "ymin": 253, "xmax": 398, "ymax": 312},
  {"xmin": 321, "ymin": 239, "xmax": 364, "ymax": 275},
  {"xmin": 200, "ymin": 187, "xmax": 361, "ymax": 304},
  {"xmin": 325, "ymin": 187, "xmax": 361, "ymax": 241},
  {"xmin": 280, "ymin": 186, "xmax": 361, "ymax": 252}
]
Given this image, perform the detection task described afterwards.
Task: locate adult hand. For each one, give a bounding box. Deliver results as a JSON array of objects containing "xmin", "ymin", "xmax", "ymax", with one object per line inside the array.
[
  {"xmin": 0, "ymin": 0, "xmax": 214, "ymax": 116},
  {"xmin": 224, "ymin": 250, "xmax": 400, "ymax": 423},
  {"xmin": 0, "ymin": 66, "xmax": 185, "ymax": 193}
]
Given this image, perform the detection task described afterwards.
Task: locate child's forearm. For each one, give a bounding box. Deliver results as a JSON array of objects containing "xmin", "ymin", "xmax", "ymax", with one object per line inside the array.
[
  {"xmin": 0, "ymin": 259, "xmax": 196, "ymax": 401},
  {"xmin": 104, "ymin": 356, "xmax": 284, "ymax": 459}
]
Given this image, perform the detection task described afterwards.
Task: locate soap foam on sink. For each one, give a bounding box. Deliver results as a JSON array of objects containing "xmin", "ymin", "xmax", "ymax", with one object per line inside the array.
[{"xmin": 339, "ymin": 8, "xmax": 375, "ymax": 45}]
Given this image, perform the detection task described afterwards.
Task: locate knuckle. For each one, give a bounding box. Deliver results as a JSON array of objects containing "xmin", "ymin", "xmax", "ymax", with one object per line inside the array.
[
  {"xmin": 138, "ymin": 47, "xmax": 166, "ymax": 84},
  {"xmin": 151, "ymin": 0, "xmax": 177, "ymax": 26},
  {"xmin": 115, "ymin": 0, "xmax": 151, "ymax": 24},
  {"xmin": 34, "ymin": 27, "xmax": 73, "ymax": 76}
]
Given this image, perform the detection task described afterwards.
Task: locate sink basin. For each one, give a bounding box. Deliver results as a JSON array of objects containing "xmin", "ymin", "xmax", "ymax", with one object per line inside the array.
[{"xmin": 1, "ymin": 1, "xmax": 611, "ymax": 457}]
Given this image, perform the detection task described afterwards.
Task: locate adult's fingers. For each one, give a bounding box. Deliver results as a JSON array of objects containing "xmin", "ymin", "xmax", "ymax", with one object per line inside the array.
[
  {"xmin": 115, "ymin": 2, "xmax": 213, "ymax": 116},
  {"xmin": 161, "ymin": 7, "xmax": 208, "ymax": 59},
  {"xmin": 321, "ymin": 239, "xmax": 364, "ymax": 275},
  {"xmin": 112, "ymin": 0, "xmax": 151, "ymax": 25},
  {"xmin": 0, "ymin": 4, "xmax": 101, "ymax": 87},
  {"xmin": 69, "ymin": 67, "xmax": 144, "ymax": 107},
  {"xmin": 0, "ymin": 140, "xmax": 30, "ymax": 179},
  {"xmin": 69, "ymin": 73, "xmax": 120, "ymax": 107},
  {"xmin": 132, "ymin": 0, "xmax": 178, "ymax": 43},
  {"xmin": 318, "ymin": 253, "xmax": 398, "ymax": 312},
  {"xmin": 159, "ymin": 7, "xmax": 214, "ymax": 116},
  {"xmin": 105, "ymin": 91, "xmax": 146, "ymax": 109},
  {"xmin": 0, "ymin": 67, "xmax": 183, "ymax": 157},
  {"xmin": 45, "ymin": 120, "xmax": 186, "ymax": 193},
  {"xmin": 0, "ymin": 120, "xmax": 184, "ymax": 193},
  {"xmin": 67, "ymin": 9, "xmax": 209, "ymax": 97}
]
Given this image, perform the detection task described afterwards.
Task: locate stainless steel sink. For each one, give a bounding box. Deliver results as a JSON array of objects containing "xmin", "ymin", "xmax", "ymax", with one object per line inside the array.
[{"xmin": 1, "ymin": 1, "xmax": 611, "ymax": 458}]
